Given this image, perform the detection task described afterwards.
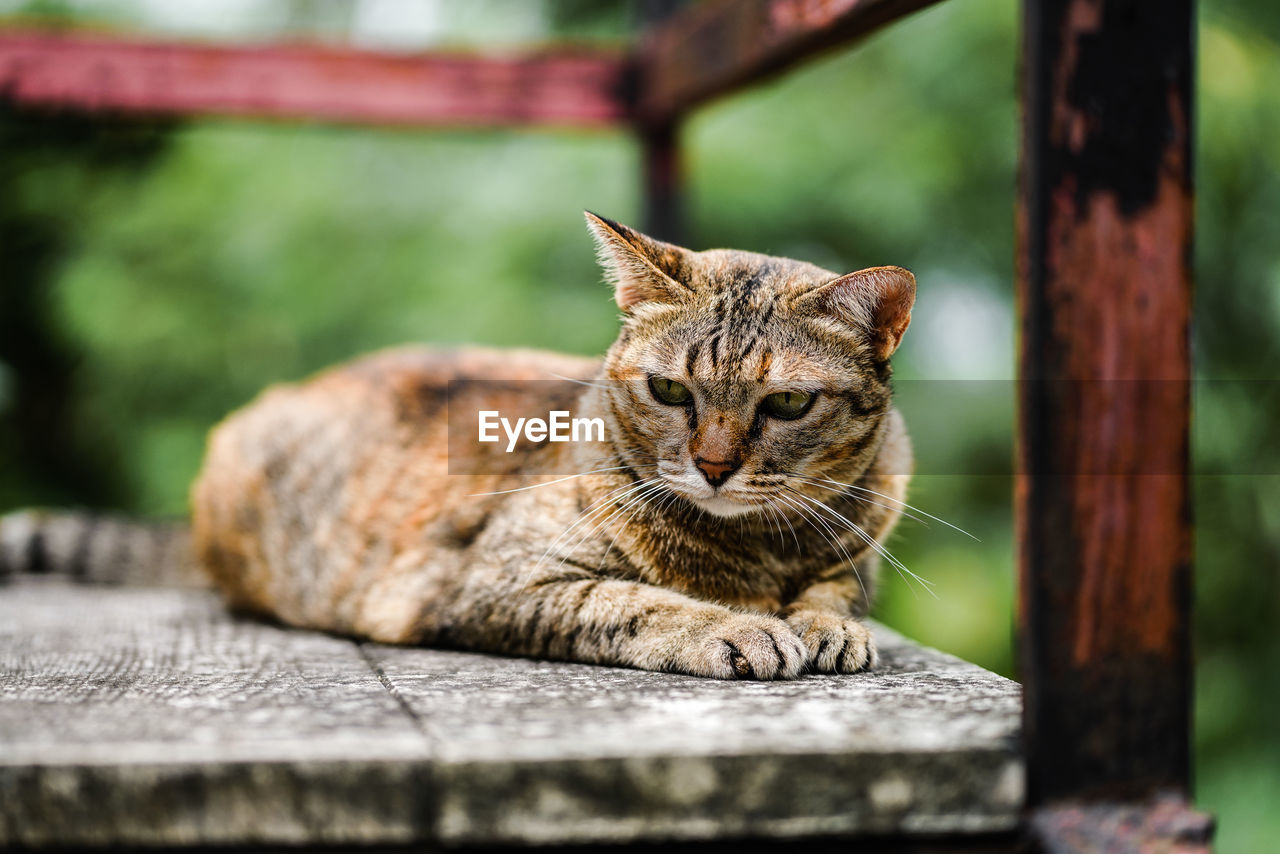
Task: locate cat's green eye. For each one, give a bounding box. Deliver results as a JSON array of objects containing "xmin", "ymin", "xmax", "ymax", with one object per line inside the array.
[
  {"xmin": 762, "ymin": 390, "xmax": 815, "ymax": 420},
  {"xmin": 649, "ymin": 376, "xmax": 692, "ymax": 406}
]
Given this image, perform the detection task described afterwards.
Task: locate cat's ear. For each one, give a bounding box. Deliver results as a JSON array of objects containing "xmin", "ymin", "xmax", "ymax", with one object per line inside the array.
[
  {"xmin": 795, "ymin": 266, "xmax": 916, "ymax": 360},
  {"xmin": 584, "ymin": 211, "xmax": 693, "ymax": 312}
]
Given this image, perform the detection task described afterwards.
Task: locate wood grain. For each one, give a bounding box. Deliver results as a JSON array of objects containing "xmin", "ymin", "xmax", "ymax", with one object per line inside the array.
[
  {"xmin": 1, "ymin": 578, "xmax": 1022, "ymax": 847},
  {"xmin": 0, "ymin": 580, "xmax": 430, "ymax": 846},
  {"xmin": 363, "ymin": 628, "xmax": 1024, "ymax": 844}
]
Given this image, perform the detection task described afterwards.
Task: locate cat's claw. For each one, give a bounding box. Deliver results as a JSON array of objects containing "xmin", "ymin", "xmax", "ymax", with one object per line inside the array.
[
  {"xmin": 786, "ymin": 612, "xmax": 877, "ymax": 674},
  {"xmin": 689, "ymin": 614, "xmax": 806, "ymax": 680}
]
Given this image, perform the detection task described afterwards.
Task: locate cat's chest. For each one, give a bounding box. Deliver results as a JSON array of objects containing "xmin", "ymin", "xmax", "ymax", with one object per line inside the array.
[{"xmin": 621, "ymin": 531, "xmax": 815, "ymax": 614}]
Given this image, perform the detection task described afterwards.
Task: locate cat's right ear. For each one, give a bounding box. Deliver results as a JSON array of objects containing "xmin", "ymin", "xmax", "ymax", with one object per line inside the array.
[{"xmin": 584, "ymin": 212, "xmax": 694, "ymax": 312}]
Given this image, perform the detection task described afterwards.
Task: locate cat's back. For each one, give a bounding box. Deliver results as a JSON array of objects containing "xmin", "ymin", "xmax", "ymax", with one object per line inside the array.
[
  {"xmin": 198, "ymin": 344, "xmax": 600, "ymax": 484},
  {"xmin": 191, "ymin": 345, "xmax": 598, "ymax": 633}
]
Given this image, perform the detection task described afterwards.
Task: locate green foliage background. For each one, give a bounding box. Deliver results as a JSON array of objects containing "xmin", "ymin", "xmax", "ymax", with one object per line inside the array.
[{"xmin": 1, "ymin": 2, "xmax": 1276, "ymax": 849}]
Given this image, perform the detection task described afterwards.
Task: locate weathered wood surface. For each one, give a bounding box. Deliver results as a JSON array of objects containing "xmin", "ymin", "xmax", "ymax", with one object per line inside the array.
[
  {"xmin": 0, "ymin": 580, "xmax": 430, "ymax": 847},
  {"xmin": 0, "ymin": 578, "xmax": 1022, "ymax": 847},
  {"xmin": 0, "ymin": 29, "xmax": 628, "ymax": 128}
]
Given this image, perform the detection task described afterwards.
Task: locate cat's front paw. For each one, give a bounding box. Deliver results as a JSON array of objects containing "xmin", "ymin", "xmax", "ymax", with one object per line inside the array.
[
  {"xmin": 786, "ymin": 612, "xmax": 877, "ymax": 674},
  {"xmin": 686, "ymin": 613, "xmax": 807, "ymax": 680}
]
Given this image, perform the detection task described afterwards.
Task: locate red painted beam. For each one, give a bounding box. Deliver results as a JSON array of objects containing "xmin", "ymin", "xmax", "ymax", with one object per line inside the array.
[
  {"xmin": 0, "ymin": 29, "xmax": 629, "ymax": 128},
  {"xmin": 1017, "ymin": 0, "xmax": 1195, "ymax": 807},
  {"xmin": 636, "ymin": 0, "xmax": 945, "ymax": 125}
]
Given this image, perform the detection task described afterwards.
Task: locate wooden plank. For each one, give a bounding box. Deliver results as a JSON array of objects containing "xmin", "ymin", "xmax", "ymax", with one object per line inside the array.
[
  {"xmin": 636, "ymin": 0, "xmax": 946, "ymax": 124},
  {"xmin": 0, "ymin": 29, "xmax": 628, "ymax": 128},
  {"xmin": 364, "ymin": 625, "xmax": 1023, "ymax": 845},
  {"xmin": 0, "ymin": 579, "xmax": 1022, "ymax": 847},
  {"xmin": 0, "ymin": 579, "xmax": 432, "ymax": 847},
  {"xmin": 1016, "ymin": 0, "xmax": 1194, "ymax": 807}
]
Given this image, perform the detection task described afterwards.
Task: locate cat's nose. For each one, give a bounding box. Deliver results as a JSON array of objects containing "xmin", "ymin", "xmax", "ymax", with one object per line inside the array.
[{"xmin": 695, "ymin": 457, "xmax": 739, "ymax": 488}]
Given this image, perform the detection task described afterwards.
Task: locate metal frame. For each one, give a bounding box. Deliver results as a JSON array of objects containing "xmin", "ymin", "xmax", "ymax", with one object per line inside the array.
[{"xmin": 0, "ymin": 0, "xmax": 1210, "ymax": 848}]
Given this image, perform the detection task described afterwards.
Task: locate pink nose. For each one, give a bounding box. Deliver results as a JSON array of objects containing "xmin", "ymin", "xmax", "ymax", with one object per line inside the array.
[{"xmin": 695, "ymin": 458, "xmax": 739, "ymax": 487}]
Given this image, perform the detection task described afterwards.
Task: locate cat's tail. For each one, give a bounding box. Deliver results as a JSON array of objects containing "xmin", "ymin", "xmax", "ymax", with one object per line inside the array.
[{"xmin": 0, "ymin": 508, "xmax": 210, "ymax": 588}]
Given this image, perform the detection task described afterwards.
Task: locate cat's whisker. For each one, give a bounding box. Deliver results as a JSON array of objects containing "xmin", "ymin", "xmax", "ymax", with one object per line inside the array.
[
  {"xmin": 552, "ymin": 477, "xmax": 670, "ymax": 574},
  {"xmin": 770, "ymin": 502, "xmax": 797, "ymax": 549},
  {"xmin": 782, "ymin": 474, "xmax": 932, "ymax": 528},
  {"xmin": 563, "ymin": 470, "xmax": 665, "ymax": 522},
  {"xmin": 654, "ymin": 488, "xmax": 684, "ymax": 528},
  {"xmin": 512, "ymin": 473, "xmax": 660, "ymax": 594},
  {"xmin": 588, "ymin": 481, "xmax": 670, "ymax": 568},
  {"xmin": 768, "ymin": 497, "xmax": 803, "ymax": 552},
  {"xmin": 524, "ymin": 499, "xmax": 615, "ymax": 583},
  {"xmin": 780, "ymin": 490, "xmax": 874, "ymax": 598},
  {"xmin": 607, "ymin": 484, "xmax": 682, "ymax": 574},
  {"xmin": 547, "ymin": 372, "xmax": 616, "ymax": 390},
  {"xmin": 791, "ymin": 473, "xmax": 978, "ymax": 541},
  {"xmin": 774, "ymin": 491, "xmax": 847, "ymax": 564},
  {"xmin": 788, "ymin": 487, "xmax": 911, "ymax": 575},
  {"xmin": 773, "ymin": 491, "xmax": 864, "ymax": 593},
  {"xmin": 467, "ymin": 464, "xmax": 657, "ymax": 497},
  {"xmin": 786, "ymin": 487, "xmax": 937, "ymax": 599},
  {"xmin": 522, "ymin": 475, "xmax": 662, "ymax": 587},
  {"xmin": 768, "ymin": 502, "xmax": 787, "ymax": 544},
  {"xmin": 595, "ymin": 479, "xmax": 672, "ymax": 571},
  {"xmin": 557, "ymin": 477, "xmax": 662, "ymax": 550},
  {"xmin": 836, "ymin": 482, "xmax": 978, "ymax": 542},
  {"xmin": 583, "ymin": 477, "xmax": 679, "ymax": 571},
  {"xmin": 758, "ymin": 500, "xmax": 782, "ymax": 543}
]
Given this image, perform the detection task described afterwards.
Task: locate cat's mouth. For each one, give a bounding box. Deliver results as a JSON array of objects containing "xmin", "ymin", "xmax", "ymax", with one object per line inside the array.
[
  {"xmin": 656, "ymin": 462, "xmax": 766, "ymax": 518},
  {"xmin": 690, "ymin": 494, "xmax": 761, "ymax": 518},
  {"xmin": 664, "ymin": 481, "xmax": 764, "ymax": 518}
]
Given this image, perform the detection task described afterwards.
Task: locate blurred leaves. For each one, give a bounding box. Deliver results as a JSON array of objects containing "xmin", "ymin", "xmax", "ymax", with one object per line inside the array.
[
  {"xmin": 1193, "ymin": 11, "xmax": 1280, "ymax": 852},
  {"xmin": 0, "ymin": 106, "xmax": 172, "ymax": 509},
  {"xmin": 41, "ymin": 125, "xmax": 636, "ymax": 511}
]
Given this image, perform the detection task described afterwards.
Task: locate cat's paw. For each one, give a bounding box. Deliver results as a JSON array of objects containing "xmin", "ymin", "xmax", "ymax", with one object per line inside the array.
[
  {"xmin": 786, "ymin": 612, "xmax": 877, "ymax": 674},
  {"xmin": 687, "ymin": 613, "xmax": 807, "ymax": 680}
]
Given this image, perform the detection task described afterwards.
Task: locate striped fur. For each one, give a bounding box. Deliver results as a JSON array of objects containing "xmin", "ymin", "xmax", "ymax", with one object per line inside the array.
[
  {"xmin": 8, "ymin": 215, "xmax": 916, "ymax": 681},
  {"xmin": 0, "ymin": 509, "xmax": 205, "ymax": 587}
]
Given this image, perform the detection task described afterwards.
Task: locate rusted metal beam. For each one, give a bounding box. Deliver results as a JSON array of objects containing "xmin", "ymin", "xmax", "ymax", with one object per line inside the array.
[
  {"xmin": 635, "ymin": 0, "xmax": 945, "ymax": 124},
  {"xmin": 0, "ymin": 29, "xmax": 629, "ymax": 128},
  {"xmin": 1017, "ymin": 0, "xmax": 1196, "ymax": 814}
]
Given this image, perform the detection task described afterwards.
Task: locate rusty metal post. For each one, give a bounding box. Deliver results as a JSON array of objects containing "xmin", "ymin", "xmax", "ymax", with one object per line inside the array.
[
  {"xmin": 638, "ymin": 0, "xmax": 686, "ymax": 243},
  {"xmin": 641, "ymin": 120, "xmax": 684, "ymax": 243},
  {"xmin": 1018, "ymin": 0, "xmax": 1209, "ymax": 844}
]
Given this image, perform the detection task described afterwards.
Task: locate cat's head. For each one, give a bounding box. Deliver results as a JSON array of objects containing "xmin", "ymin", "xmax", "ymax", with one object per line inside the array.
[{"xmin": 586, "ymin": 212, "xmax": 914, "ymax": 518}]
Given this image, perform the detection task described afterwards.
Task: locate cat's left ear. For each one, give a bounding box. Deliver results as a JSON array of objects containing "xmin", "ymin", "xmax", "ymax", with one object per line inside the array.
[
  {"xmin": 795, "ymin": 266, "xmax": 916, "ymax": 360},
  {"xmin": 584, "ymin": 212, "xmax": 694, "ymax": 312}
]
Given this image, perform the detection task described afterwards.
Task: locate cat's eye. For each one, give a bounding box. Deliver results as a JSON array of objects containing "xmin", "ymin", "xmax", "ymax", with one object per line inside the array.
[
  {"xmin": 762, "ymin": 390, "xmax": 814, "ymax": 420},
  {"xmin": 649, "ymin": 376, "xmax": 692, "ymax": 406}
]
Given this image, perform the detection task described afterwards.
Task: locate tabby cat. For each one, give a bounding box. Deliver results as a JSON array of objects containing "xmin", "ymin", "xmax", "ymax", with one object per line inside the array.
[{"xmin": 2, "ymin": 214, "xmax": 915, "ymax": 680}]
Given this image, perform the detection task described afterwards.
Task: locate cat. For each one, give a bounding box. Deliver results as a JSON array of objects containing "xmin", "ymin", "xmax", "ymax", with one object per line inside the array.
[{"xmin": 0, "ymin": 213, "xmax": 915, "ymax": 680}]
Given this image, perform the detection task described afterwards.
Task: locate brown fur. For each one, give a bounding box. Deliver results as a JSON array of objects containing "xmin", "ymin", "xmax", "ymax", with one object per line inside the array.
[{"xmin": 190, "ymin": 214, "xmax": 915, "ymax": 679}]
